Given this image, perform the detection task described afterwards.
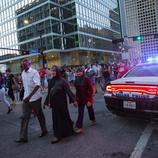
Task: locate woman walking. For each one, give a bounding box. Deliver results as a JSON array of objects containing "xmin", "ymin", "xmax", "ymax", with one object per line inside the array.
[
  {"xmin": 74, "ymin": 67, "xmax": 95, "ymax": 133},
  {"xmin": 0, "ymin": 72, "xmax": 12, "ymax": 114},
  {"xmin": 44, "ymin": 65, "xmax": 77, "ymax": 144}
]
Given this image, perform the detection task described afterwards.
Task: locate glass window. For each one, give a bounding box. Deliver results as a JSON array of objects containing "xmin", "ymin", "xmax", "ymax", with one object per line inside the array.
[{"xmin": 125, "ymin": 64, "xmax": 158, "ymax": 77}]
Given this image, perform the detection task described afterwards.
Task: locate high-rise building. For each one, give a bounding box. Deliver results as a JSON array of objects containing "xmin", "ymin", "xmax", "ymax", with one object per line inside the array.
[
  {"xmin": 124, "ymin": 0, "xmax": 158, "ymax": 63},
  {"xmin": 0, "ymin": 0, "xmax": 122, "ymax": 72}
]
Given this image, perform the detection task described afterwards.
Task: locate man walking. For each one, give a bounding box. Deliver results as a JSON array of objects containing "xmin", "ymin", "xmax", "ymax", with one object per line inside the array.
[
  {"xmin": 15, "ymin": 59, "xmax": 47, "ymax": 143},
  {"xmin": 6, "ymin": 68, "xmax": 17, "ymax": 107}
]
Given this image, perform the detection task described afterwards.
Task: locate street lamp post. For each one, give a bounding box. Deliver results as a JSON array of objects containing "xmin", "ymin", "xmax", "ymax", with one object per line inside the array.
[
  {"xmin": 88, "ymin": 38, "xmax": 96, "ymax": 63},
  {"xmin": 87, "ymin": 39, "xmax": 92, "ymax": 64},
  {"xmin": 23, "ymin": 19, "xmax": 46, "ymax": 69},
  {"xmin": 39, "ymin": 33, "xmax": 47, "ymax": 69}
]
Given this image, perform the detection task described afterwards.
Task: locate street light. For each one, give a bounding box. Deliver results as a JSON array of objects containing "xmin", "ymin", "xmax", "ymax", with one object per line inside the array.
[
  {"xmin": 23, "ymin": 19, "xmax": 29, "ymax": 25},
  {"xmin": 87, "ymin": 39, "xmax": 92, "ymax": 64},
  {"xmin": 87, "ymin": 38, "xmax": 96, "ymax": 63},
  {"xmin": 23, "ymin": 18, "xmax": 46, "ymax": 68}
]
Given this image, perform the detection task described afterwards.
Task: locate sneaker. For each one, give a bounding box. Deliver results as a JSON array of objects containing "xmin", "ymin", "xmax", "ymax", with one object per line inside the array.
[
  {"xmin": 51, "ymin": 137, "xmax": 60, "ymax": 144},
  {"xmin": 15, "ymin": 139, "xmax": 28, "ymax": 143},
  {"xmin": 74, "ymin": 128, "xmax": 83, "ymax": 134},
  {"xmin": 7, "ymin": 108, "xmax": 13, "ymax": 114},
  {"xmin": 39, "ymin": 131, "xmax": 48, "ymax": 138},
  {"xmin": 89, "ymin": 120, "xmax": 96, "ymax": 126},
  {"xmin": 12, "ymin": 101, "xmax": 16, "ymax": 108}
]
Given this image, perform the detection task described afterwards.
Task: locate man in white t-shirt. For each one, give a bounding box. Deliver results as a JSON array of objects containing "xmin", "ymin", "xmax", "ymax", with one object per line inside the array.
[{"xmin": 15, "ymin": 59, "xmax": 47, "ymax": 143}]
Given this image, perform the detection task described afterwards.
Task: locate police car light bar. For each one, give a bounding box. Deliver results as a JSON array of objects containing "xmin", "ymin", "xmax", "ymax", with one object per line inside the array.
[{"xmin": 147, "ymin": 57, "xmax": 158, "ymax": 63}]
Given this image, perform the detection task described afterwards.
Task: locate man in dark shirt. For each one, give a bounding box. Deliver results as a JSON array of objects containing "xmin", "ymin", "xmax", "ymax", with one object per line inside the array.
[{"xmin": 6, "ymin": 68, "xmax": 16, "ymax": 106}]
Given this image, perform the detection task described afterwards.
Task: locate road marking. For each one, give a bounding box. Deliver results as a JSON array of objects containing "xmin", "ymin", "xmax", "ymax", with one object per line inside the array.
[{"xmin": 130, "ymin": 124, "xmax": 153, "ymax": 158}]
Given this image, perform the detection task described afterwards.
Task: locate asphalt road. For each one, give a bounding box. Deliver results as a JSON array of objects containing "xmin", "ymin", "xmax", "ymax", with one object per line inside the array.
[{"xmin": 0, "ymin": 91, "xmax": 158, "ymax": 158}]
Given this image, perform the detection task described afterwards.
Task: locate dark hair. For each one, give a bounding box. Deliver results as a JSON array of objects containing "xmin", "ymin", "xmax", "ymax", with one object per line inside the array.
[
  {"xmin": 6, "ymin": 68, "xmax": 11, "ymax": 73},
  {"xmin": 76, "ymin": 67, "xmax": 85, "ymax": 72},
  {"xmin": 51, "ymin": 65, "xmax": 61, "ymax": 77},
  {"xmin": 0, "ymin": 72, "xmax": 2, "ymax": 77},
  {"xmin": 104, "ymin": 64, "xmax": 109, "ymax": 69},
  {"xmin": 22, "ymin": 58, "xmax": 32, "ymax": 65}
]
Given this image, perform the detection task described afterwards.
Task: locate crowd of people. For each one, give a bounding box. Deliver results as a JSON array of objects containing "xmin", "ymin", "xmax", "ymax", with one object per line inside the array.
[{"xmin": 0, "ymin": 59, "xmax": 131, "ymax": 144}]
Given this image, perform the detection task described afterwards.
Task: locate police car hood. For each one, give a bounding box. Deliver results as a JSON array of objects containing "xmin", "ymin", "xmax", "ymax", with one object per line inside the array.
[{"xmin": 111, "ymin": 77, "xmax": 158, "ymax": 85}]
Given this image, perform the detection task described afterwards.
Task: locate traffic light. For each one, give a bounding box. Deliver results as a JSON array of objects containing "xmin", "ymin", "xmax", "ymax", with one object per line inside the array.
[
  {"xmin": 133, "ymin": 35, "xmax": 143, "ymax": 42},
  {"xmin": 21, "ymin": 50, "xmax": 29, "ymax": 55}
]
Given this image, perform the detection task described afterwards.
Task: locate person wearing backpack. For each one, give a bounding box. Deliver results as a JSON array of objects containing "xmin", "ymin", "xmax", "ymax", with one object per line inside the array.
[{"xmin": 74, "ymin": 67, "xmax": 96, "ymax": 133}]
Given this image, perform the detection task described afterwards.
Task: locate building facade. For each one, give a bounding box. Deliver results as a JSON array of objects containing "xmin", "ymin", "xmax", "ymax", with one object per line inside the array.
[
  {"xmin": 124, "ymin": 0, "xmax": 158, "ymax": 63},
  {"xmin": 0, "ymin": 0, "xmax": 122, "ymax": 72}
]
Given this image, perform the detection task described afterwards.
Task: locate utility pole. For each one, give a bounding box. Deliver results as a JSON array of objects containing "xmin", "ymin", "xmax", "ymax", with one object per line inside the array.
[{"xmin": 23, "ymin": 19, "xmax": 46, "ymax": 69}]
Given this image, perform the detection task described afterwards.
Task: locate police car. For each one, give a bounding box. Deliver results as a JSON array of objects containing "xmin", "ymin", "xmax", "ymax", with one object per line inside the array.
[{"xmin": 104, "ymin": 63, "xmax": 158, "ymax": 118}]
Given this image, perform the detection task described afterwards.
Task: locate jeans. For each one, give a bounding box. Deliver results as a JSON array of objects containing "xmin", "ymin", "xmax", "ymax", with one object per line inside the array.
[
  {"xmin": 0, "ymin": 88, "xmax": 10, "ymax": 108},
  {"xmin": 19, "ymin": 98, "xmax": 47, "ymax": 140},
  {"xmin": 76, "ymin": 103, "xmax": 95, "ymax": 128}
]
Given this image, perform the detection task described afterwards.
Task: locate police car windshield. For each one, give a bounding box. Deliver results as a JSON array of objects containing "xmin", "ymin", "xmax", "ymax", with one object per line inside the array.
[{"xmin": 125, "ymin": 64, "xmax": 158, "ymax": 77}]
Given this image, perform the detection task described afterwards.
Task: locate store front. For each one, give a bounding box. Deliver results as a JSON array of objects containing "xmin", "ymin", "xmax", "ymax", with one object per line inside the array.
[{"xmin": 3, "ymin": 50, "xmax": 120, "ymax": 73}]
